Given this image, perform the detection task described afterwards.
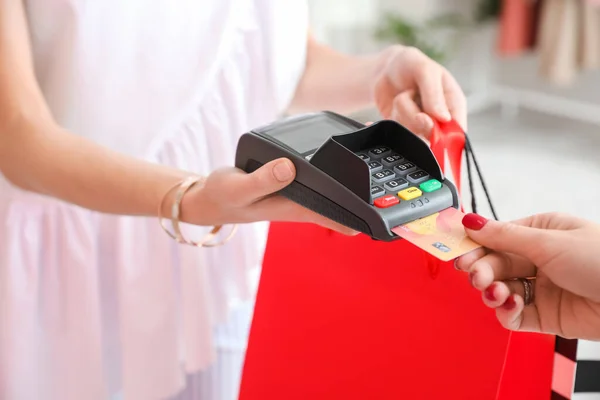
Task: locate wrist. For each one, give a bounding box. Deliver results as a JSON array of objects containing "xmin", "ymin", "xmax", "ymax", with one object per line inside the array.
[
  {"xmin": 177, "ymin": 175, "xmax": 211, "ymax": 225},
  {"xmin": 158, "ymin": 174, "xmax": 202, "ymax": 221},
  {"xmin": 157, "ymin": 173, "xmax": 238, "ymax": 247}
]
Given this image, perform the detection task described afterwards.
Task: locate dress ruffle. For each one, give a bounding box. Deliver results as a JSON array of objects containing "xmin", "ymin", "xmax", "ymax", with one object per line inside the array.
[{"xmin": 0, "ymin": 0, "xmax": 308, "ymax": 399}]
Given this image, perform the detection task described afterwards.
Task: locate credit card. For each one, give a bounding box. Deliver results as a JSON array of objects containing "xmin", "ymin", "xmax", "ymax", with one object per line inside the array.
[{"xmin": 391, "ymin": 207, "xmax": 482, "ymax": 261}]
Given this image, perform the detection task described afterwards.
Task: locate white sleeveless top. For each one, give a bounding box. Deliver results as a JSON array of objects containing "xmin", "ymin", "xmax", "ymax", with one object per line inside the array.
[{"xmin": 0, "ymin": 1, "xmax": 308, "ymax": 399}]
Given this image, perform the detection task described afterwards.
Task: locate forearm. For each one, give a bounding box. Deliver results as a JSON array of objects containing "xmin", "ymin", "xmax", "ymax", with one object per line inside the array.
[
  {"xmin": 0, "ymin": 118, "xmax": 190, "ymax": 218},
  {"xmin": 288, "ymin": 35, "xmax": 388, "ymax": 115},
  {"xmin": 0, "ymin": 0, "xmax": 195, "ymax": 221}
]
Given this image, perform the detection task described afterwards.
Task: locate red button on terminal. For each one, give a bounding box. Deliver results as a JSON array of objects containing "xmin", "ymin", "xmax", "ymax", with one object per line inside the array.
[{"xmin": 374, "ymin": 194, "xmax": 399, "ymax": 208}]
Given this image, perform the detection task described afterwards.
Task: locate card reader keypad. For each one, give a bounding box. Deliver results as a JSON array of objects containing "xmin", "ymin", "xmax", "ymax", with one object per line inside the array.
[
  {"xmin": 394, "ymin": 161, "xmax": 417, "ymax": 175},
  {"xmin": 368, "ymin": 146, "xmax": 391, "ymax": 159},
  {"xmin": 371, "ymin": 169, "xmax": 395, "ymax": 184},
  {"xmin": 407, "ymin": 170, "xmax": 429, "ymax": 184},
  {"xmin": 381, "ymin": 153, "xmax": 404, "ymax": 167},
  {"xmin": 367, "ymin": 161, "xmax": 383, "ymax": 173},
  {"xmin": 356, "ymin": 146, "xmax": 444, "ymax": 209},
  {"xmin": 384, "ymin": 178, "xmax": 408, "ymax": 191},
  {"xmin": 370, "ymin": 185, "xmax": 385, "ymax": 199}
]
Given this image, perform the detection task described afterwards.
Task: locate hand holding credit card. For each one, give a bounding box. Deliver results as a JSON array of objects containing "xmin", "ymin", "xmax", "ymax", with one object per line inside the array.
[
  {"xmin": 389, "ymin": 117, "xmax": 483, "ymax": 261},
  {"xmin": 391, "ymin": 207, "xmax": 481, "ymax": 261}
]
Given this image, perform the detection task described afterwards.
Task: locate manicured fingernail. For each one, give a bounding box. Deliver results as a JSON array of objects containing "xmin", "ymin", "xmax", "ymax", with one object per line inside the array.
[
  {"xmin": 273, "ymin": 161, "xmax": 293, "ymax": 182},
  {"xmin": 468, "ymin": 271, "xmax": 477, "ymax": 288},
  {"xmin": 462, "ymin": 213, "xmax": 488, "ymax": 231},
  {"xmin": 484, "ymin": 283, "xmax": 497, "ymax": 302},
  {"xmin": 502, "ymin": 295, "xmax": 517, "ymax": 311}
]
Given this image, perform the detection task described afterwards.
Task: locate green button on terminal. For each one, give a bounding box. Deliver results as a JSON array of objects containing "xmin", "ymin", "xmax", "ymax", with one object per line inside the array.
[{"xmin": 419, "ymin": 179, "xmax": 442, "ymax": 193}]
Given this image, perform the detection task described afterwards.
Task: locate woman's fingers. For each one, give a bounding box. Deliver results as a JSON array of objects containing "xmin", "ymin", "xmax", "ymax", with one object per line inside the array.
[
  {"xmin": 390, "ymin": 89, "xmax": 434, "ymax": 138},
  {"xmin": 410, "ymin": 60, "xmax": 450, "ymax": 123},
  {"xmin": 462, "ymin": 214, "xmax": 559, "ymax": 262},
  {"xmin": 454, "ymin": 248, "xmax": 487, "ymax": 271},
  {"xmin": 215, "ymin": 163, "xmax": 358, "ymax": 235},
  {"xmin": 480, "ymin": 279, "xmax": 534, "ymax": 307},
  {"xmin": 478, "ymin": 279, "xmax": 541, "ymax": 334},
  {"xmin": 480, "ymin": 280, "xmax": 512, "ymax": 307},
  {"xmin": 248, "ymin": 195, "xmax": 359, "ymax": 236},
  {"xmin": 495, "ymin": 294, "xmax": 541, "ymax": 333},
  {"xmin": 442, "ymin": 71, "xmax": 467, "ymax": 131},
  {"xmin": 212, "ymin": 158, "xmax": 296, "ymax": 207},
  {"xmin": 468, "ymin": 252, "xmax": 537, "ymax": 290},
  {"xmin": 456, "ymin": 248, "xmax": 537, "ymax": 291}
]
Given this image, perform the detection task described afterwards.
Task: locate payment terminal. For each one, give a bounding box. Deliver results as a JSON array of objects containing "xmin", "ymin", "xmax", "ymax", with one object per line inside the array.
[{"xmin": 234, "ymin": 111, "xmax": 460, "ymax": 242}]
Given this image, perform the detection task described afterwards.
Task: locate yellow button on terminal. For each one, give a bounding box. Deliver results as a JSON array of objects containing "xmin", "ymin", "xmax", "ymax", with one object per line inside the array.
[{"xmin": 398, "ymin": 187, "xmax": 422, "ymax": 201}]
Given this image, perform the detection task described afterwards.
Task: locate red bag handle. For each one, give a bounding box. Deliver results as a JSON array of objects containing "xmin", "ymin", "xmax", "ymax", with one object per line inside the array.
[
  {"xmin": 430, "ymin": 119, "xmax": 510, "ymax": 400},
  {"xmin": 425, "ymin": 118, "xmax": 467, "ymax": 278},
  {"xmin": 429, "ymin": 118, "xmax": 466, "ymax": 201}
]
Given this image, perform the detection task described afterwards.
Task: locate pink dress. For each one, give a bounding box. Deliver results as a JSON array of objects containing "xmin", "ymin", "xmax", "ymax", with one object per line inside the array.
[{"xmin": 0, "ymin": 1, "xmax": 308, "ymax": 399}]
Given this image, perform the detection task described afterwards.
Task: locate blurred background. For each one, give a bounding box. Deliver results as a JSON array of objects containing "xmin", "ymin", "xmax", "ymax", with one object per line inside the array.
[{"xmin": 307, "ymin": 0, "xmax": 600, "ymax": 224}]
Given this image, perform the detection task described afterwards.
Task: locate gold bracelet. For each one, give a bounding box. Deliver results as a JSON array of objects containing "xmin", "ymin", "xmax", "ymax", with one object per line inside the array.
[
  {"xmin": 201, "ymin": 224, "xmax": 239, "ymax": 247},
  {"xmin": 171, "ymin": 176, "xmax": 206, "ymax": 243},
  {"xmin": 159, "ymin": 176, "xmax": 238, "ymax": 247},
  {"xmin": 158, "ymin": 179, "xmax": 186, "ymax": 241}
]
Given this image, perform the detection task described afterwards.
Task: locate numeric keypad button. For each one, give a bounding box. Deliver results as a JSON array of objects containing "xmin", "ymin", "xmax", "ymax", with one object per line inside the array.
[
  {"xmin": 394, "ymin": 161, "xmax": 417, "ymax": 175},
  {"xmin": 371, "ymin": 169, "xmax": 395, "ymax": 184},
  {"xmin": 384, "ymin": 178, "xmax": 409, "ymax": 191},
  {"xmin": 371, "ymin": 185, "xmax": 385, "ymax": 199},
  {"xmin": 407, "ymin": 170, "xmax": 430, "ymax": 184},
  {"xmin": 367, "ymin": 161, "xmax": 383, "ymax": 173},
  {"xmin": 356, "ymin": 153, "xmax": 370, "ymax": 162},
  {"xmin": 368, "ymin": 146, "xmax": 391, "ymax": 159},
  {"xmin": 381, "ymin": 153, "xmax": 404, "ymax": 167}
]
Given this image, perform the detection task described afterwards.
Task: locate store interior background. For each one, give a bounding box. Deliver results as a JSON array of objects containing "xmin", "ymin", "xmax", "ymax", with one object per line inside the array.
[{"xmin": 307, "ymin": 0, "xmax": 600, "ymax": 224}]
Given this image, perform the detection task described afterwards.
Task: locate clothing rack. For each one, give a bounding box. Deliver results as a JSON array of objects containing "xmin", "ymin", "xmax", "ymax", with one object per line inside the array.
[
  {"xmin": 463, "ymin": 31, "xmax": 600, "ymax": 124},
  {"xmin": 466, "ymin": 0, "xmax": 600, "ymax": 125}
]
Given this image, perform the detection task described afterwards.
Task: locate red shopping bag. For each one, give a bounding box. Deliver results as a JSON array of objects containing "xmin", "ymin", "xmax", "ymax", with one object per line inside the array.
[{"xmin": 239, "ymin": 120, "xmax": 555, "ymax": 400}]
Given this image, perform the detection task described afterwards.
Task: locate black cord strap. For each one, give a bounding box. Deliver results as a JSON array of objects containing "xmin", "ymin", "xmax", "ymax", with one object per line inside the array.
[{"xmin": 463, "ymin": 133, "xmax": 499, "ymax": 221}]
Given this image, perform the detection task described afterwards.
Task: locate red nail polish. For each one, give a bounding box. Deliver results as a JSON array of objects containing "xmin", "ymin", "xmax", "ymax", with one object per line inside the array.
[
  {"xmin": 502, "ymin": 295, "xmax": 517, "ymax": 311},
  {"xmin": 484, "ymin": 284, "xmax": 497, "ymax": 302},
  {"xmin": 462, "ymin": 213, "xmax": 488, "ymax": 231}
]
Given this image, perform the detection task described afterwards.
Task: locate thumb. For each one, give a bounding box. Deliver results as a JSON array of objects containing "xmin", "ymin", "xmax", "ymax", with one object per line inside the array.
[
  {"xmin": 462, "ymin": 213, "xmax": 552, "ymax": 260},
  {"xmin": 237, "ymin": 158, "xmax": 296, "ymax": 203}
]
